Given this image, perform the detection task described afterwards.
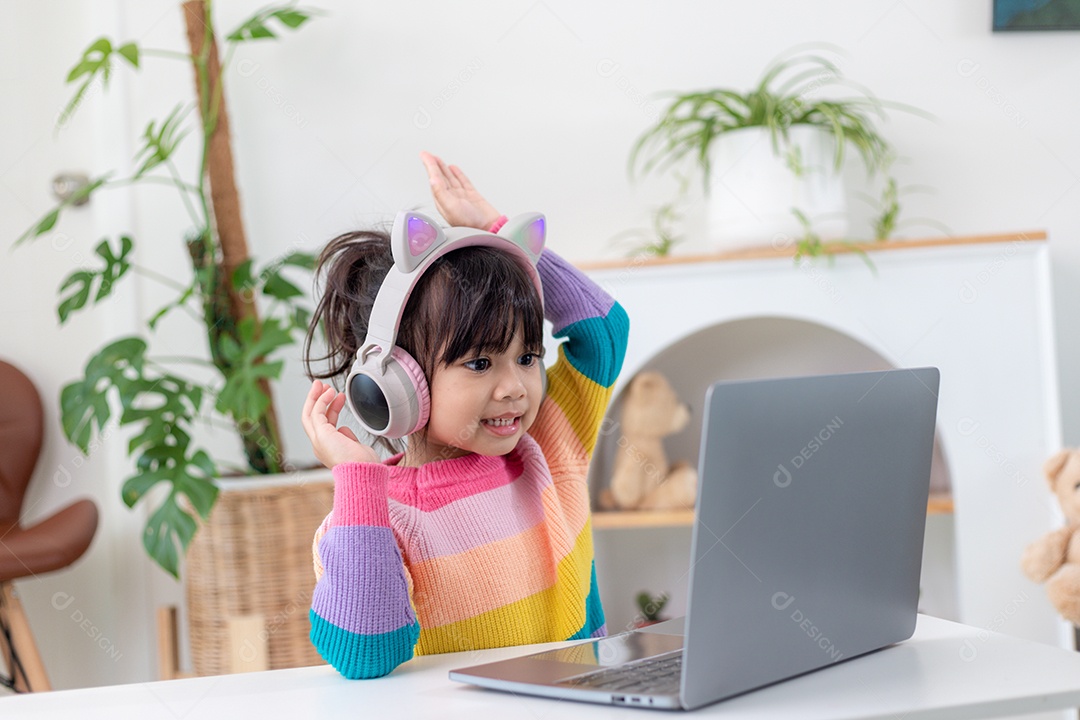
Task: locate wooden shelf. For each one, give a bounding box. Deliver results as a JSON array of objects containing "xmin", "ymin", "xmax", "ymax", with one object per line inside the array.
[
  {"xmin": 592, "ymin": 493, "xmax": 953, "ymax": 530},
  {"xmin": 578, "ymin": 231, "xmax": 1041, "ymax": 269},
  {"xmin": 574, "ymin": 231, "xmax": 1045, "ymax": 271},
  {"xmin": 926, "ymin": 492, "xmax": 955, "ymax": 515},
  {"xmin": 592, "ymin": 509, "xmax": 695, "ymax": 529}
]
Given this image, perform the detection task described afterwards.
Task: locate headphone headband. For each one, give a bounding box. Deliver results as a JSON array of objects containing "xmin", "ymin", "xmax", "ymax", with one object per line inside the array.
[
  {"xmin": 345, "ymin": 210, "xmax": 547, "ymax": 438},
  {"xmin": 361, "ymin": 211, "xmax": 546, "ymax": 370}
]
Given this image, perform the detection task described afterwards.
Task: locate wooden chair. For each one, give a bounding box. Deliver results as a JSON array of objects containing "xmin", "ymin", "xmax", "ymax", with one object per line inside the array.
[{"xmin": 0, "ymin": 360, "xmax": 98, "ymax": 692}]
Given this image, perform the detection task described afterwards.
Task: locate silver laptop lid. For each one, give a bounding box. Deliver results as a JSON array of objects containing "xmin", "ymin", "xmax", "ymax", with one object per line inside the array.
[{"xmin": 681, "ymin": 368, "xmax": 939, "ymax": 709}]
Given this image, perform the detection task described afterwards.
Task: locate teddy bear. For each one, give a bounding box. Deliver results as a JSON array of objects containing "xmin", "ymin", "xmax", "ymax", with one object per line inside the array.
[
  {"xmin": 1021, "ymin": 448, "xmax": 1080, "ymax": 625},
  {"xmin": 602, "ymin": 370, "xmax": 698, "ymax": 511}
]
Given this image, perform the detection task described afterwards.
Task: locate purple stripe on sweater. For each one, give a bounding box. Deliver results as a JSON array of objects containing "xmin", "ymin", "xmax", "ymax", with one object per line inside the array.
[
  {"xmin": 590, "ymin": 624, "xmax": 607, "ymax": 638},
  {"xmin": 538, "ymin": 251, "xmax": 614, "ymax": 332},
  {"xmin": 311, "ymin": 525, "xmax": 415, "ymax": 636}
]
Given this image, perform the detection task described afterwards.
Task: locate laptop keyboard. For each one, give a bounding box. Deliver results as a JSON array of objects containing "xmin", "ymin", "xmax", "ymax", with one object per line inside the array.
[{"xmin": 559, "ymin": 651, "xmax": 683, "ymax": 695}]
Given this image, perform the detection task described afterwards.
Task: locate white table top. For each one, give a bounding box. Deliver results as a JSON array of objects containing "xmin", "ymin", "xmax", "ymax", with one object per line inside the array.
[{"xmin": 4, "ymin": 615, "xmax": 1080, "ymax": 719}]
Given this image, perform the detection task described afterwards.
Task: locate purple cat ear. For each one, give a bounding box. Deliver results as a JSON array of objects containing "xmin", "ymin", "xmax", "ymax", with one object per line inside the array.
[
  {"xmin": 391, "ymin": 211, "xmax": 446, "ymax": 272},
  {"xmin": 523, "ymin": 216, "xmax": 545, "ymax": 254},
  {"xmin": 407, "ymin": 215, "xmax": 438, "ymax": 256},
  {"xmin": 499, "ymin": 213, "xmax": 546, "ymax": 265}
]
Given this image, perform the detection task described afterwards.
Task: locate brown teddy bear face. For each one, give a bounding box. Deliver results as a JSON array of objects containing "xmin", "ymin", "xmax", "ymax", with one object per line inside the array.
[{"xmin": 620, "ymin": 371, "xmax": 691, "ymax": 437}]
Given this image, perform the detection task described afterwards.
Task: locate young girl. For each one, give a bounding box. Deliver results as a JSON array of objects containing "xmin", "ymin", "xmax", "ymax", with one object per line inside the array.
[{"xmin": 301, "ymin": 152, "xmax": 629, "ymax": 679}]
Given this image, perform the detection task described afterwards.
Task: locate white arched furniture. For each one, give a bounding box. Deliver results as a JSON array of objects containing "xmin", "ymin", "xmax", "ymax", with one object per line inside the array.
[{"xmin": 579, "ymin": 232, "xmax": 1067, "ymax": 651}]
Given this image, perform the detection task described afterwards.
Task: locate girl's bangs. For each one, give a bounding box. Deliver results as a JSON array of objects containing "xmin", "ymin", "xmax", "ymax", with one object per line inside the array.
[{"xmin": 407, "ymin": 248, "xmax": 544, "ymax": 369}]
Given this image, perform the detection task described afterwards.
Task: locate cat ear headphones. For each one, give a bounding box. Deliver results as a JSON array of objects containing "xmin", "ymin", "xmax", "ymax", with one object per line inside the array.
[{"xmin": 345, "ymin": 210, "xmax": 547, "ymax": 438}]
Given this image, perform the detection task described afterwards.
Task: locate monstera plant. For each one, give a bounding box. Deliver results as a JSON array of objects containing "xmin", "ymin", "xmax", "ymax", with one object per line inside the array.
[{"xmin": 15, "ymin": 1, "xmax": 319, "ymax": 577}]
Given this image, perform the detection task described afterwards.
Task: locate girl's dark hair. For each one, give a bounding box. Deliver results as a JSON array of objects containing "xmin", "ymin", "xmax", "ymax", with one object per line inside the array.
[{"xmin": 304, "ymin": 228, "xmax": 545, "ymax": 412}]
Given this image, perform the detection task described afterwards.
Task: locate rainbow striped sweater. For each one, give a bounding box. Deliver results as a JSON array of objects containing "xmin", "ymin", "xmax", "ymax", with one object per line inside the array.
[{"xmin": 309, "ymin": 250, "xmax": 629, "ymax": 679}]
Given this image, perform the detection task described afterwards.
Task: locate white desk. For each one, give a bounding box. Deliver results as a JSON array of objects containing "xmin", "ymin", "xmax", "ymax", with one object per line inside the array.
[{"xmin": 4, "ymin": 615, "xmax": 1080, "ymax": 719}]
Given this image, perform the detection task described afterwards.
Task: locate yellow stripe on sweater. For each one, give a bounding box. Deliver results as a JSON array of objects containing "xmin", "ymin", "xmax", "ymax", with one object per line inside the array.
[
  {"xmin": 408, "ymin": 479, "xmax": 590, "ymax": 627},
  {"xmin": 545, "ymin": 347, "xmax": 613, "ymax": 457},
  {"xmin": 415, "ymin": 517, "xmax": 595, "ymax": 654}
]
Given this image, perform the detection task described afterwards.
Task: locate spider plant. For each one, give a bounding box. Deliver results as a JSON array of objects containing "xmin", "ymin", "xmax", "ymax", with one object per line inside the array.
[
  {"xmin": 857, "ymin": 177, "xmax": 952, "ymax": 241},
  {"xmin": 629, "ymin": 46, "xmax": 916, "ymax": 192}
]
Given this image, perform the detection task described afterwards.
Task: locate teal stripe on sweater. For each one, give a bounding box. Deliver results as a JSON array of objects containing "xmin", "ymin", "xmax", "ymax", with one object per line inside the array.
[
  {"xmin": 569, "ymin": 562, "xmax": 607, "ymax": 640},
  {"xmin": 310, "ymin": 609, "xmax": 419, "ymax": 679},
  {"xmin": 555, "ymin": 302, "xmax": 629, "ymax": 388}
]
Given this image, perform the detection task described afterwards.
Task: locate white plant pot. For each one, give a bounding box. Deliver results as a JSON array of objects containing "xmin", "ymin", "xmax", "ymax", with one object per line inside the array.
[{"xmin": 706, "ymin": 125, "xmax": 848, "ymax": 251}]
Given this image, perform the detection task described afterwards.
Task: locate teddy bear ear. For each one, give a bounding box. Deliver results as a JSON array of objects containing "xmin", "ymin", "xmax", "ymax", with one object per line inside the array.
[
  {"xmin": 1043, "ymin": 449, "xmax": 1073, "ymax": 485},
  {"xmin": 634, "ymin": 371, "xmax": 659, "ymax": 388}
]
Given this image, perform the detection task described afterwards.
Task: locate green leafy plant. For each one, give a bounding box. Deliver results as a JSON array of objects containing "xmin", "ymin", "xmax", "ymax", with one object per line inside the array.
[
  {"xmin": 628, "ymin": 45, "xmax": 934, "ymax": 262},
  {"xmin": 636, "ymin": 590, "xmax": 670, "ymax": 623},
  {"xmin": 629, "ymin": 45, "xmax": 912, "ymax": 188},
  {"xmin": 609, "ymin": 172, "xmax": 691, "ymax": 259},
  {"xmin": 789, "ymin": 208, "xmax": 875, "ymax": 273},
  {"xmin": 15, "ymin": 2, "xmax": 319, "ymax": 578},
  {"xmin": 873, "ymin": 177, "xmax": 901, "ymax": 240},
  {"xmin": 611, "ymin": 201, "xmax": 686, "ymax": 259},
  {"xmin": 791, "ymin": 208, "xmax": 827, "ymax": 261},
  {"xmin": 856, "ymin": 175, "xmax": 952, "ymax": 241}
]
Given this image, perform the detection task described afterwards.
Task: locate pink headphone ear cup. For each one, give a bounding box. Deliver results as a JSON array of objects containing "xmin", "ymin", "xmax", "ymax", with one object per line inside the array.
[
  {"xmin": 346, "ymin": 346, "xmax": 430, "ymax": 439},
  {"xmin": 389, "ymin": 346, "xmax": 430, "ymax": 435}
]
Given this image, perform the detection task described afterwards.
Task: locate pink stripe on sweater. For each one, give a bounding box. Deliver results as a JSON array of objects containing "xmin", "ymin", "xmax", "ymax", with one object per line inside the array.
[
  {"xmin": 386, "ymin": 435, "xmax": 580, "ymax": 563},
  {"xmin": 388, "ymin": 452, "xmax": 523, "ymax": 512},
  {"xmin": 389, "ymin": 479, "xmax": 547, "ymax": 563},
  {"xmin": 408, "ymin": 522, "xmax": 555, "ymax": 628},
  {"xmin": 403, "ymin": 482, "xmax": 592, "ymax": 627},
  {"xmin": 331, "ymin": 463, "xmax": 391, "ymax": 527}
]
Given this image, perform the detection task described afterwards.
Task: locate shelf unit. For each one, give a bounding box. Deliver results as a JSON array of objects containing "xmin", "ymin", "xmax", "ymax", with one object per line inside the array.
[
  {"xmin": 574, "ymin": 231, "xmax": 1048, "ymax": 271},
  {"xmin": 575, "ymin": 231, "xmax": 1066, "ymax": 651},
  {"xmin": 592, "ymin": 493, "xmax": 955, "ymax": 530}
]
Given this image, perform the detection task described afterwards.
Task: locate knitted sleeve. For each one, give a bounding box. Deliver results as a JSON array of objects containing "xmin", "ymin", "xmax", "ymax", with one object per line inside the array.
[
  {"xmin": 527, "ymin": 250, "xmax": 627, "ymax": 641},
  {"xmin": 309, "ymin": 463, "xmax": 420, "ymax": 678},
  {"xmin": 533, "ymin": 250, "xmax": 629, "ymax": 461}
]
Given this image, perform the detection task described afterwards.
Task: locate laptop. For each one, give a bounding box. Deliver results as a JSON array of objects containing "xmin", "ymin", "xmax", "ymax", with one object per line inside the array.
[{"xmin": 449, "ymin": 367, "xmax": 940, "ymax": 710}]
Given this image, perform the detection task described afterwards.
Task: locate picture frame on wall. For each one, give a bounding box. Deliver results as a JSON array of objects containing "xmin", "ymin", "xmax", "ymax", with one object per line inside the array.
[{"xmin": 993, "ymin": 0, "xmax": 1080, "ymax": 30}]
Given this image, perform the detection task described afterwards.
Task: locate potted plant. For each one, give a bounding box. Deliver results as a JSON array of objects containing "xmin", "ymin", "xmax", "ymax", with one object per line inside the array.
[
  {"xmin": 14, "ymin": 1, "xmax": 329, "ymax": 675},
  {"xmin": 629, "ymin": 45, "xmax": 921, "ymax": 254},
  {"xmin": 633, "ymin": 591, "xmax": 670, "ymax": 628}
]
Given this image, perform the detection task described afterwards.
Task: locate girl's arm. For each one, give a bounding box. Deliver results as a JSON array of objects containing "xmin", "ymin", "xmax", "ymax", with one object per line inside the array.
[
  {"xmin": 527, "ymin": 250, "xmax": 625, "ymax": 642},
  {"xmin": 418, "ymin": 151, "xmax": 629, "ymax": 454},
  {"xmin": 309, "ymin": 464, "xmax": 420, "ymax": 678},
  {"xmin": 302, "ymin": 381, "xmax": 419, "ymax": 678},
  {"xmin": 418, "ymin": 154, "xmax": 624, "ymax": 643},
  {"xmin": 535, "ymin": 249, "xmax": 629, "ymax": 460}
]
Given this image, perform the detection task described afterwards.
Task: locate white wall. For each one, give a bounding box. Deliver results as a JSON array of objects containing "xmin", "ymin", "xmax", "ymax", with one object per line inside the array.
[{"xmin": 2, "ymin": 0, "xmax": 1079, "ymax": 689}]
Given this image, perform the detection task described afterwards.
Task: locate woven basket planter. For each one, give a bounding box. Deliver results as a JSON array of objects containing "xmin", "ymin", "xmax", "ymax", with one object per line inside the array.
[{"xmin": 185, "ymin": 470, "xmax": 333, "ymax": 676}]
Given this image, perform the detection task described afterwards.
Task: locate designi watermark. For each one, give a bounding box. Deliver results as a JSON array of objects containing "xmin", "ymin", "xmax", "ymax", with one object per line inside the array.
[
  {"xmin": 51, "ymin": 592, "xmax": 123, "ymax": 662},
  {"xmin": 774, "ymin": 416, "xmax": 844, "ymax": 487},
  {"xmin": 772, "ymin": 591, "xmax": 844, "ymax": 661}
]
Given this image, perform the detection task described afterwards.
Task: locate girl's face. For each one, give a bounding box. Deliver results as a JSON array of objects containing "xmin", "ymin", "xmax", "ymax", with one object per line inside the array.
[{"xmin": 405, "ymin": 331, "xmax": 544, "ymax": 465}]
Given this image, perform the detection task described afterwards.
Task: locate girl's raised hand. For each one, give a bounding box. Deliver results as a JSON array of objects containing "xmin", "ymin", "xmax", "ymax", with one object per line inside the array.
[
  {"xmin": 420, "ymin": 151, "xmax": 501, "ymax": 230},
  {"xmin": 301, "ymin": 380, "xmax": 380, "ymax": 468}
]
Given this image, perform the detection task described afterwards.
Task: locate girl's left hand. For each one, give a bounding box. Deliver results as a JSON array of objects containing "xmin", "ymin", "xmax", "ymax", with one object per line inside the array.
[
  {"xmin": 301, "ymin": 380, "xmax": 380, "ymax": 468},
  {"xmin": 420, "ymin": 151, "xmax": 502, "ymax": 230}
]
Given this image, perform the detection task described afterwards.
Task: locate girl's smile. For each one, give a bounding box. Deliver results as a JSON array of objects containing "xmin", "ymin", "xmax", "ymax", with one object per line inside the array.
[
  {"xmin": 480, "ymin": 413, "xmax": 523, "ymax": 436},
  {"xmin": 402, "ymin": 333, "xmax": 543, "ymax": 466}
]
